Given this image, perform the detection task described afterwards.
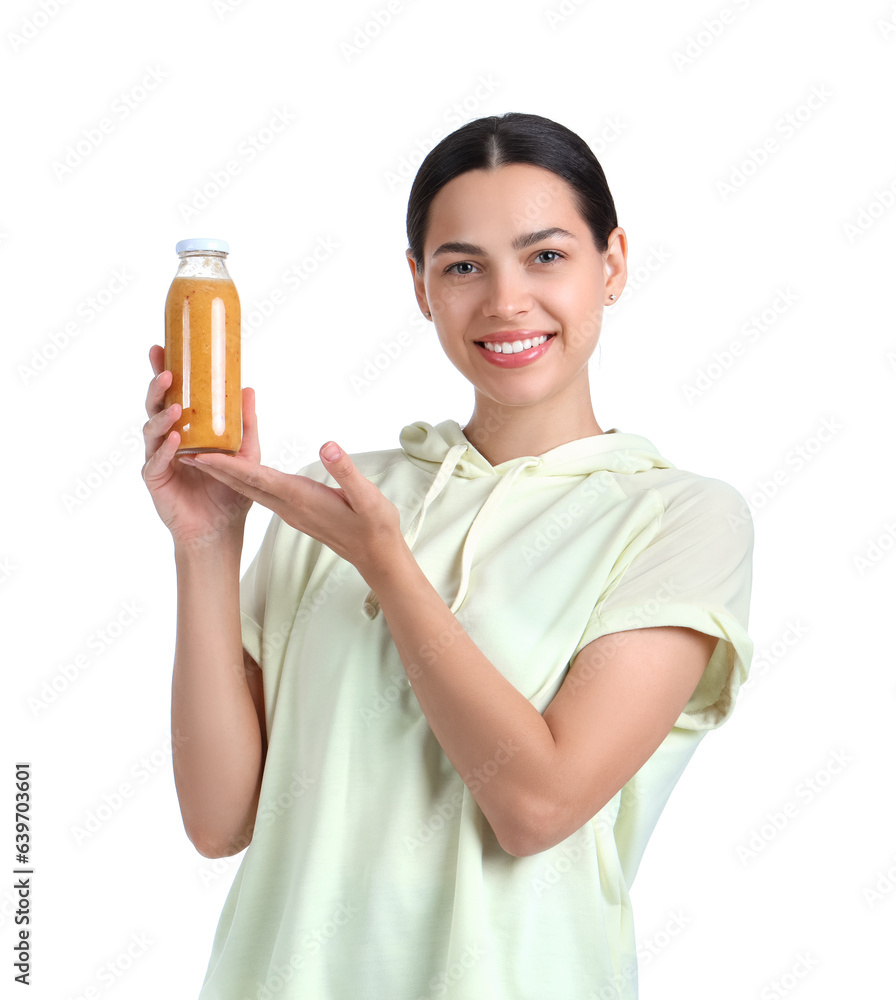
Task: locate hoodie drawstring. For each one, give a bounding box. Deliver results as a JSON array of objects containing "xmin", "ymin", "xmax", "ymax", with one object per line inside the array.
[
  {"xmin": 362, "ymin": 443, "xmax": 468, "ymax": 620},
  {"xmin": 361, "ymin": 447, "xmax": 542, "ymax": 620},
  {"xmin": 447, "ymin": 457, "xmax": 540, "ymax": 614}
]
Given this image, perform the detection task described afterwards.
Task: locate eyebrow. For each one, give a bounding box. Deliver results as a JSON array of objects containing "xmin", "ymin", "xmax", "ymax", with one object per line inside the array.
[{"xmin": 430, "ymin": 227, "xmax": 579, "ymax": 260}]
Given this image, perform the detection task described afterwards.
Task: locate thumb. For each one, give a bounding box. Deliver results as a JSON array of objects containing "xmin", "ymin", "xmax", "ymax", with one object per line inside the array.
[
  {"xmin": 320, "ymin": 442, "xmax": 372, "ymax": 510},
  {"xmin": 320, "ymin": 441, "xmax": 342, "ymax": 464},
  {"xmin": 319, "ymin": 442, "xmax": 363, "ymax": 497}
]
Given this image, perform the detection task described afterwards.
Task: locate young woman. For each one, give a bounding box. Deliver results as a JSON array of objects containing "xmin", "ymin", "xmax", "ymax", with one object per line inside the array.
[{"xmin": 142, "ymin": 112, "xmax": 754, "ymax": 999}]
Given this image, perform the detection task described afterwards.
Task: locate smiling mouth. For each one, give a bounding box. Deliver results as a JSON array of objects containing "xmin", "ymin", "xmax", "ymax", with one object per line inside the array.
[{"xmin": 474, "ymin": 334, "xmax": 555, "ymax": 355}]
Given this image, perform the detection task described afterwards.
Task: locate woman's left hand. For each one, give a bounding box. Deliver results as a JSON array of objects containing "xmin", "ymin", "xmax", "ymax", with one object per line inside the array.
[{"xmin": 182, "ymin": 441, "xmax": 403, "ymax": 585}]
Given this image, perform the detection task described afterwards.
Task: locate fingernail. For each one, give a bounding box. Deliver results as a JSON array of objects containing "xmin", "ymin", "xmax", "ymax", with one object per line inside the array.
[{"xmin": 321, "ymin": 442, "xmax": 341, "ymax": 462}]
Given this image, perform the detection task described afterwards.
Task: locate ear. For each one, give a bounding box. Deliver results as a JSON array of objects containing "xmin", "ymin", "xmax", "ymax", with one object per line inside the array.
[
  {"xmin": 603, "ymin": 227, "xmax": 628, "ymax": 302},
  {"xmin": 406, "ymin": 250, "xmax": 431, "ymax": 318}
]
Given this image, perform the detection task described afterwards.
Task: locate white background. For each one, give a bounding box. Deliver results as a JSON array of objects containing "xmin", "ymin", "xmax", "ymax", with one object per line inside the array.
[{"xmin": 3, "ymin": 0, "xmax": 895, "ymax": 997}]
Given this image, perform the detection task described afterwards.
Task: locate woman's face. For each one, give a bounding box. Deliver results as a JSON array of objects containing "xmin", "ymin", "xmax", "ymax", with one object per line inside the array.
[{"xmin": 408, "ymin": 163, "xmax": 626, "ymax": 414}]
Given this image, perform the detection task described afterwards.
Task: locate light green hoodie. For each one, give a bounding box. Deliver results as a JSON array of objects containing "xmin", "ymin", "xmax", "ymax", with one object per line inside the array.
[{"xmin": 198, "ymin": 419, "xmax": 754, "ymax": 1000}]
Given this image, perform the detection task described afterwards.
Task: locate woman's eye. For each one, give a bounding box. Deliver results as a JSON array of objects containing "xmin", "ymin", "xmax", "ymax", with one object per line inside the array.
[
  {"xmin": 446, "ymin": 261, "xmax": 477, "ymax": 276},
  {"xmin": 535, "ymin": 250, "xmax": 563, "ymax": 264}
]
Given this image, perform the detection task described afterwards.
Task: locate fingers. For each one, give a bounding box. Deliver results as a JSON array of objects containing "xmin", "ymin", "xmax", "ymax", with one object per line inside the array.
[
  {"xmin": 239, "ymin": 387, "xmax": 260, "ymax": 463},
  {"xmin": 145, "ymin": 344, "xmax": 172, "ymax": 418},
  {"xmin": 187, "ymin": 453, "xmax": 333, "ymax": 512},
  {"xmin": 184, "ymin": 453, "xmax": 279, "ymax": 508},
  {"xmin": 141, "ymin": 423, "xmax": 182, "ymax": 485},
  {"xmin": 143, "ymin": 401, "xmax": 181, "ymax": 465},
  {"xmin": 144, "ymin": 344, "xmax": 179, "ymax": 463},
  {"xmin": 145, "ymin": 369, "xmax": 172, "ymax": 417},
  {"xmin": 149, "ymin": 344, "xmax": 165, "ymax": 377}
]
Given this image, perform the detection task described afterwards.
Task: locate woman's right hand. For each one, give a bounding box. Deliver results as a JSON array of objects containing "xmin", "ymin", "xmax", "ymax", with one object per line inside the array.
[{"xmin": 142, "ymin": 344, "xmax": 260, "ymax": 547}]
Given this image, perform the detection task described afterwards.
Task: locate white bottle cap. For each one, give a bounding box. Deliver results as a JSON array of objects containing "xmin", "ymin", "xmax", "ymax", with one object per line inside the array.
[{"xmin": 176, "ymin": 238, "xmax": 230, "ymax": 254}]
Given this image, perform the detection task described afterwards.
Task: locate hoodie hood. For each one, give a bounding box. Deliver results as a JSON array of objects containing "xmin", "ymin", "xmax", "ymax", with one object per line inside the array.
[{"xmin": 361, "ymin": 419, "xmax": 675, "ymax": 620}]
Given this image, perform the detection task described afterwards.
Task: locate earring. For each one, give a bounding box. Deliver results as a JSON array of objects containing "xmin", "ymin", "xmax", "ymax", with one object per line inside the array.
[
  {"xmin": 608, "ymin": 294, "xmax": 616, "ymax": 301},
  {"xmin": 424, "ymin": 311, "xmax": 431, "ymax": 318}
]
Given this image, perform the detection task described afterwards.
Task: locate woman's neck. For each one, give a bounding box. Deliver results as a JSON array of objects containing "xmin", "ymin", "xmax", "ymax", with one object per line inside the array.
[{"xmin": 462, "ymin": 392, "xmax": 604, "ymax": 466}]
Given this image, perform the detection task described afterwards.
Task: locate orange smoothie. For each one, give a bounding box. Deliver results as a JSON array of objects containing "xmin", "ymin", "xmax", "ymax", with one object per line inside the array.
[{"xmin": 164, "ymin": 276, "xmax": 241, "ymax": 454}]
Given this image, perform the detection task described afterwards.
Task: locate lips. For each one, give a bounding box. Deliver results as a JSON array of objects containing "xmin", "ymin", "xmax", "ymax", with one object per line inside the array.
[
  {"xmin": 474, "ymin": 334, "xmax": 556, "ymax": 368},
  {"xmin": 479, "ymin": 333, "xmax": 551, "ymax": 354}
]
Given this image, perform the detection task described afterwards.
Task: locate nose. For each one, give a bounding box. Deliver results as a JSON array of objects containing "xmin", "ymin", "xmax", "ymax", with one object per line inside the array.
[{"xmin": 481, "ymin": 262, "xmax": 533, "ymax": 320}]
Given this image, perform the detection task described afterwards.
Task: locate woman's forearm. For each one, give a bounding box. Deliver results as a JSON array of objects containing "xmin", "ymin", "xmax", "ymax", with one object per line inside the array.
[
  {"xmin": 176, "ymin": 443, "xmax": 564, "ymax": 855},
  {"xmin": 171, "ymin": 537, "xmax": 265, "ymax": 858},
  {"xmin": 369, "ymin": 543, "xmax": 559, "ymax": 857}
]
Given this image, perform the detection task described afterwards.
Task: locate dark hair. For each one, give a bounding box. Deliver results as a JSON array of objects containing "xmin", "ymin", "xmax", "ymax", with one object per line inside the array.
[{"xmin": 406, "ymin": 112, "xmax": 618, "ymax": 272}]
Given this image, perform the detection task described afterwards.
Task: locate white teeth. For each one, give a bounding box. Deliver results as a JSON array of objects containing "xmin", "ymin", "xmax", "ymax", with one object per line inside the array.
[{"xmin": 482, "ymin": 334, "xmax": 549, "ymax": 354}]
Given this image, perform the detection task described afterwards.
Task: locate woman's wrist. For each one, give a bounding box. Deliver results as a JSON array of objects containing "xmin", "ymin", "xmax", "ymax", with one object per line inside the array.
[
  {"xmin": 356, "ymin": 533, "xmax": 418, "ymax": 595},
  {"xmin": 172, "ymin": 524, "xmax": 244, "ymax": 567}
]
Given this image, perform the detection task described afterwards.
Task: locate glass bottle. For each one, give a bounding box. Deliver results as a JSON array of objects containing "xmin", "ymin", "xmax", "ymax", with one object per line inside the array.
[{"xmin": 164, "ymin": 238, "xmax": 242, "ymax": 454}]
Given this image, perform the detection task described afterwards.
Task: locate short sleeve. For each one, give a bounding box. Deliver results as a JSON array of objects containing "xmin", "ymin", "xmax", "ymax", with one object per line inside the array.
[
  {"xmin": 573, "ymin": 477, "xmax": 755, "ymax": 731},
  {"xmin": 239, "ymin": 513, "xmax": 283, "ymax": 668}
]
